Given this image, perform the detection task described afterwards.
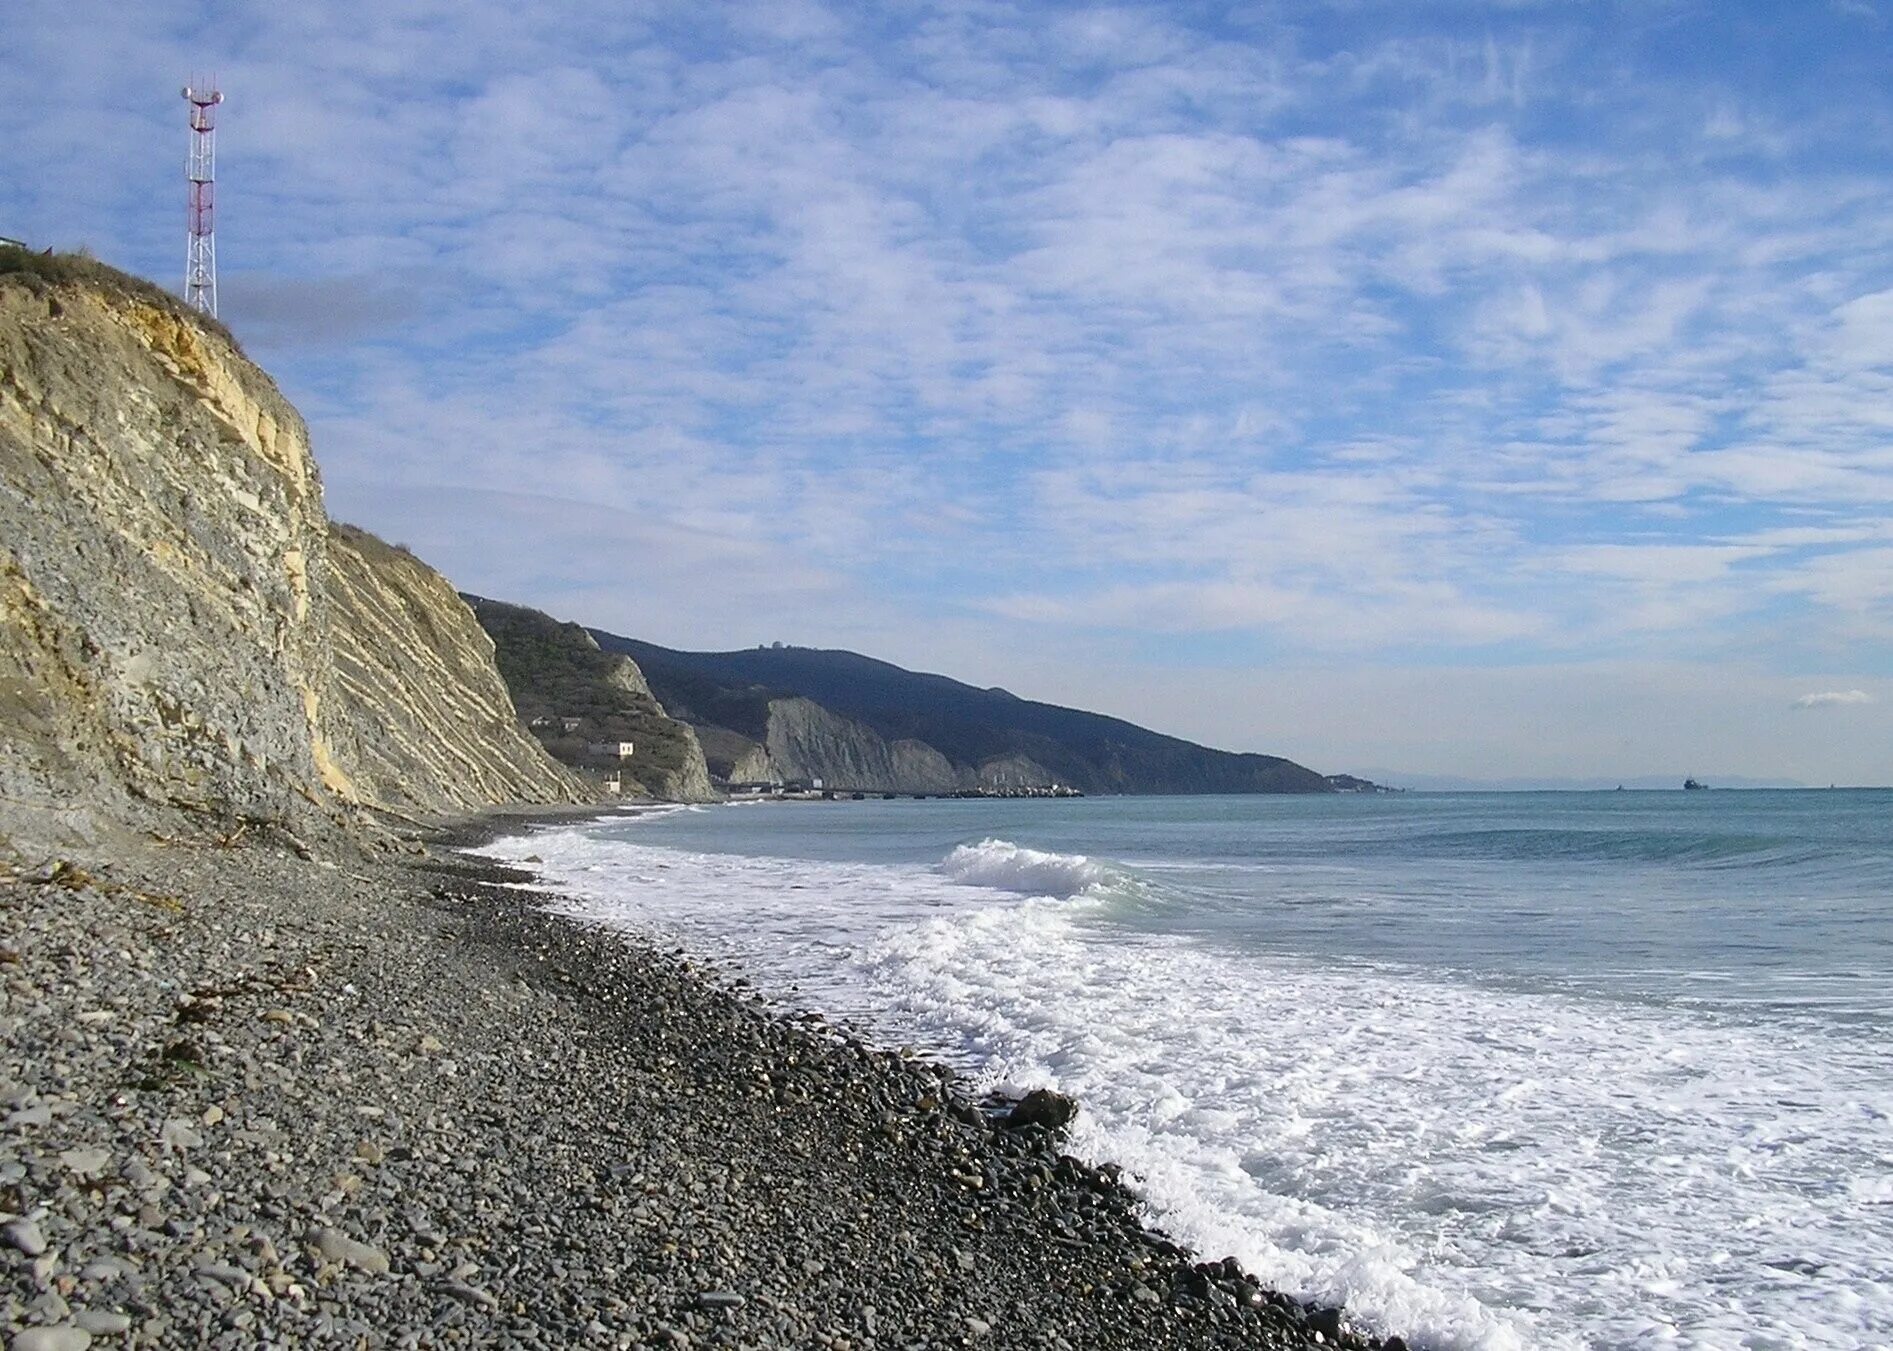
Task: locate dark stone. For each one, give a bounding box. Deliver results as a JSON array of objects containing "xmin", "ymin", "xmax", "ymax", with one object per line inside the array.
[
  {"xmin": 1002, "ymin": 1089, "xmax": 1078, "ymax": 1134},
  {"xmin": 948, "ymin": 1097, "xmax": 986, "ymax": 1127},
  {"xmin": 1307, "ymin": 1305, "xmax": 1344, "ymax": 1340}
]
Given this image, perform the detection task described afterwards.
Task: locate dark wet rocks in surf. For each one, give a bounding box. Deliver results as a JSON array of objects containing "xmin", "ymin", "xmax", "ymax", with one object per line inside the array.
[{"xmin": 994, "ymin": 1086, "xmax": 1081, "ymax": 1135}]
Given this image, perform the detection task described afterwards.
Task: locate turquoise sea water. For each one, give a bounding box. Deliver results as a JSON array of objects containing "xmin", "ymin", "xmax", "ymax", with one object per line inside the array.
[{"xmin": 482, "ymin": 790, "xmax": 1893, "ymax": 1350}]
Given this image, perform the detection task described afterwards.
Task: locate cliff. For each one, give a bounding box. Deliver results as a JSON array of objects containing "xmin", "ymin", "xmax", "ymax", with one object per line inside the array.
[
  {"xmin": 763, "ymin": 697, "xmax": 965, "ymax": 794},
  {"xmin": 595, "ymin": 633, "xmax": 1335, "ymax": 796},
  {"xmin": 466, "ymin": 596, "xmax": 716, "ymax": 802},
  {"xmin": 0, "ymin": 252, "xmax": 589, "ymax": 852},
  {"xmin": 695, "ymin": 725, "xmax": 776, "ymax": 785},
  {"xmin": 321, "ymin": 526, "xmax": 594, "ymax": 817}
]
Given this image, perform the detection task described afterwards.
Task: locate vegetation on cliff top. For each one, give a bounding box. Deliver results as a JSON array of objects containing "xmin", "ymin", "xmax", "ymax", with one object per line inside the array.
[{"xmin": 0, "ymin": 244, "xmax": 243, "ymax": 352}]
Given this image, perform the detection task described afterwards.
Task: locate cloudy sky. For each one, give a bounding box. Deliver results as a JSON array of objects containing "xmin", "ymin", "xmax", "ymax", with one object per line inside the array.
[{"xmin": 7, "ymin": 0, "xmax": 1893, "ymax": 785}]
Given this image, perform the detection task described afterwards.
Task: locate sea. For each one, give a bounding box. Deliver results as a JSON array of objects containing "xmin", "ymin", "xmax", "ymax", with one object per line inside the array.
[{"xmin": 476, "ymin": 789, "xmax": 1893, "ymax": 1351}]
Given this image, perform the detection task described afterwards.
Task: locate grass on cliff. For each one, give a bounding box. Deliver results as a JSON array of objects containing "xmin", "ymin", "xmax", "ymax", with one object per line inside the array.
[{"xmin": 0, "ymin": 244, "xmax": 244, "ymax": 353}]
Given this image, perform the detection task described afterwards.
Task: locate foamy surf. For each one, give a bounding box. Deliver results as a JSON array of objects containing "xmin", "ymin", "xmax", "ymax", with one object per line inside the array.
[
  {"xmin": 940, "ymin": 838, "xmax": 1121, "ymax": 898},
  {"xmin": 479, "ymin": 800, "xmax": 1893, "ymax": 1351}
]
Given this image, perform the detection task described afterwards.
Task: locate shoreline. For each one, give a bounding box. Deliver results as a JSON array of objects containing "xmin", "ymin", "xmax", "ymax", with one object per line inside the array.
[{"xmin": 1, "ymin": 814, "xmax": 1406, "ymax": 1350}]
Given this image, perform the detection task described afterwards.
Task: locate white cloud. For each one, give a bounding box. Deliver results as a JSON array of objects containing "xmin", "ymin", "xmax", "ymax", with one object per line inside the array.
[
  {"xmin": 1794, "ymin": 689, "xmax": 1876, "ymax": 708},
  {"xmin": 8, "ymin": 0, "xmax": 1893, "ymax": 780},
  {"xmin": 1553, "ymin": 544, "xmax": 1774, "ymax": 586}
]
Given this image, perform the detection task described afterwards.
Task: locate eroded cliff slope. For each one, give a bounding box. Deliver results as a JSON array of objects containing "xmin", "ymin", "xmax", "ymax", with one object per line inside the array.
[
  {"xmin": 323, "ymin": 527, "xmax": 595, "ymax": 817},
  {"xmin": 467, "ymin": 596, "xmax": 715, "ymax": 802},
  {"xmin": 0, "ymin": 253, "xmax": 587, "ymax": 851},
  {"xmin": 762, "ymin": 697, "xmax": 965, "ymax": 794}
]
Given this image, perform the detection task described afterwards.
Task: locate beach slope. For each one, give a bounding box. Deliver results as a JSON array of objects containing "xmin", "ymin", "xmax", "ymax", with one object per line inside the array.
[{"xmin": 0, "ymin": 827, "xmax": 1399, "ymax": 1350}]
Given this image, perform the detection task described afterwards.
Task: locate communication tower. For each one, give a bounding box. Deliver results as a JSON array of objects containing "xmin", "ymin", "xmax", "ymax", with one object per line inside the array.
[{"xmin": 182, "ymin": 80, "xmax": 223, "ymax": 316}]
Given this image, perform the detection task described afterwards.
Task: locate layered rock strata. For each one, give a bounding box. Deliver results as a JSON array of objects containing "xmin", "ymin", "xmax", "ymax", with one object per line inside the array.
[
  {"xmin": 762, "ymin": 697, "xmax": 965, "ymax": 794},
  {"xmin": 322, "ymin": 526, "xmax": 593, "ymax": 818},
  {"xmin": 0, "ymin": 255, "xmax": 587, "ymax": 851}
]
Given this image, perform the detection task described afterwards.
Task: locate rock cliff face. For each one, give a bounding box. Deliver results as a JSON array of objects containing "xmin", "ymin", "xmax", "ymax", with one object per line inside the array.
[
  {"xmin": 0, "ymin": 255, "xmax": 588, "ymax": 851},
  {"xmin": 467, "ymin": 597, "xmax": 715, "ymax": 803},
  {"xmin": 763, "ymin": 698, "xmax": 966, "ymax": 794},
  {"xmin": 322, "ymin": 526, "xmax": 593, "ymax": 818},
  {"xmin": 694, "ymin": 726, "xmax": 775, "ymax": 786},
  {"xmin": 737, "ymin": 708, "xmax": 1059, "ymax": 795},
  {"xmin": 973, "ymin": 753, "xmax": 1055, "ymax": 790}
]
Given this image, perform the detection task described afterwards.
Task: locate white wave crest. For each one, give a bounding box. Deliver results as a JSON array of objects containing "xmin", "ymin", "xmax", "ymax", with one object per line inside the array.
[
  {"xmin": 939, "ymin": 838, "xmax": 1115, "ymax": 898},
  {"xmin": 477, "ymin": 812, "xmax": 1893, "ymax": 1350}
]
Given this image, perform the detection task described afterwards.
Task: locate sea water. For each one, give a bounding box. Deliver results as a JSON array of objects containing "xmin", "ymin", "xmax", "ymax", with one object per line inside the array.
[{"xmin": 477, "ymin": 791, "xmax": 1893, "ymax": 1350}]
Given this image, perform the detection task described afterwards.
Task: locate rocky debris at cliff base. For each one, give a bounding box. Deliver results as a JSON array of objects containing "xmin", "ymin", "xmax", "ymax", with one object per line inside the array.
[{"xmin": 0, "ymin": 834, "xmax": 1396, "ymax": 1350}]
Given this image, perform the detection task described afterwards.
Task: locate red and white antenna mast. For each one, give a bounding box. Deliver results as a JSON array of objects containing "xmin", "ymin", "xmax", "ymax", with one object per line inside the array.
[{"xmin": 182, "ymin": 79, "xmax": 223, "ymax": 316}]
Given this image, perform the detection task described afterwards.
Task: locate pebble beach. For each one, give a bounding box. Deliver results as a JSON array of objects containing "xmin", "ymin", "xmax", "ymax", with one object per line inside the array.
[{"xmin": 0, "ymin": 818, "xmax": 1402, "ymax": 1350}]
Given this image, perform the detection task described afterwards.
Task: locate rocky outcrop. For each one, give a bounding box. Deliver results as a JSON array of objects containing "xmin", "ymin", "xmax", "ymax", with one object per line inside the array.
[
  {"xmin": 975, "ymin": 753, "xmax": 1056, "ymax": 790},
  {"xmin": 697, "ymin": 727, "xmax": 777, "ymax": 786},
  {"xmin": 467, "ymin": 597, "xmax": 716, "ymax": 802},
  {"xmin": 321, "ymin": 526, "xmax": 590, "ymax": 818},
  {"xmin": 887, "ymin": 735, "xmax": 968, "ymax": 794},
  {"xmin": 691, "ymin": 708, "xmax": 969, "ymax": 795},
  {"xmin": 0, "ymin": 254, "xmax": 588, "ymax": 852},
  {"xmin": 763, "ymin": 698, "xmax": 966, "ymax": 793}
]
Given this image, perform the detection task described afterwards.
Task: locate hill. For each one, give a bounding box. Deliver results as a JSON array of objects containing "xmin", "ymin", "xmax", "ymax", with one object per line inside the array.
[
  {"xmin": 467, "ymin": 598, "xmax": 715, "ymax": 801},
  {"xmin": 588, "ymin": 634, "xmax": 1333, "ymax": 796}
]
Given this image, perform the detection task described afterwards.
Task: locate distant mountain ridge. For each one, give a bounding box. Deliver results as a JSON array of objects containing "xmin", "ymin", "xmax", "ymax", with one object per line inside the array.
[{"xmin": 586, "ymin": 633, "xmax": 1334, "ymax": 796}]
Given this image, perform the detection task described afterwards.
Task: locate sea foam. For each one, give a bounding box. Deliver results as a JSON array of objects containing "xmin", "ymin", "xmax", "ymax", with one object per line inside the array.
[
  {"xmin": 480, "ymin": 821, "xmax": 1893, "ymax": 1351},
  {"xmin": 938, "ymin": 837, "xmax": 1117, "ymax": 898}
]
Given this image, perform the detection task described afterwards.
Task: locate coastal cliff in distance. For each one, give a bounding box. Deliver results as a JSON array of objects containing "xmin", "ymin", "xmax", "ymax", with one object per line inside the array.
[
  {"xmin": 0, "ymin": 251, "xmax": 590, "ymax": 852},
  {"xmin": 595, "ymin": 632, "xmax": 1335, "ymax": 796},
  {"xmin": 466, "ymin": 596, "xmax": 716, "ymax": 802}
]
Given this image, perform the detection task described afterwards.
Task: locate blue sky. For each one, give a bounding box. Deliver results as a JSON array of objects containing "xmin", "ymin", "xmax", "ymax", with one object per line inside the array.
[{"xmin": 7, "ymin": 0, "xmax": 1893, "ymax": 784}]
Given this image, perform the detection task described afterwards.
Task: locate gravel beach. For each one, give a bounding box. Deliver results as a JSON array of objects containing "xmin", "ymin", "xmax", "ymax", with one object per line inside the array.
[{"xmin": 1, "ymin": 820, "xmax": 1408, "ymax": 1350}]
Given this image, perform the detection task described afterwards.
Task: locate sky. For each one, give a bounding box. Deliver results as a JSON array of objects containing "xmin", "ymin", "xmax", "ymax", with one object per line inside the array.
[{"xmin": 6, "ymin": 0, "xmax": 1893, "ymax": 786}]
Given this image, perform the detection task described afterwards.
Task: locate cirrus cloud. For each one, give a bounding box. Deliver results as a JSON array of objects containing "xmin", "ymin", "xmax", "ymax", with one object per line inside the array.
[{"xmin": 6, "ymin": 0, "xmax": 1893, "ymax": 782}]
